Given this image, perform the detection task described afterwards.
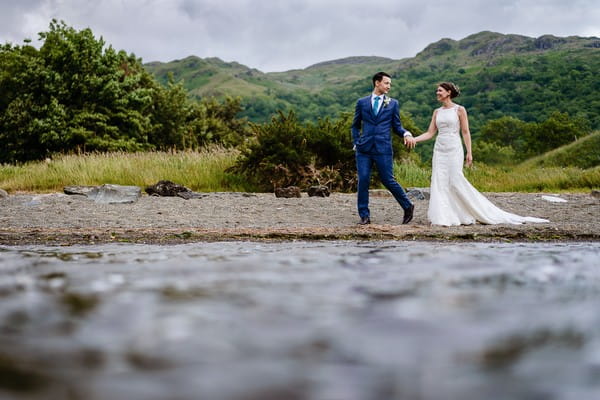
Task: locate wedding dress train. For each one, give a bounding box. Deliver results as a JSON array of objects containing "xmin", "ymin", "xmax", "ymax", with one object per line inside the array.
[{"xmin": 428, "ymin": 105, "xmax": 549, "ymax": 226}]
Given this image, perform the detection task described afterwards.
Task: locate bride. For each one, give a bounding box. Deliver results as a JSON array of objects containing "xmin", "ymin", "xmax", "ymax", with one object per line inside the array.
[{"xmin": 405, "ymin": 82, "xmax": 548, "ymax": 226}]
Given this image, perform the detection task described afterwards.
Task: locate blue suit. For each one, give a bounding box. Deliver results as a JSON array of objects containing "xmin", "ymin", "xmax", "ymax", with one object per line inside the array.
[{"xmin": 351, "ymin": 95, "xmax": 412, "ymax": 219}]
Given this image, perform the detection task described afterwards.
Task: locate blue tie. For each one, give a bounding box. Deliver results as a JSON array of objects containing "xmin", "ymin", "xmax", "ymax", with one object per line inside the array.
[{"xmin": 373, "ymin": 96, "xmax": 380, "ymax": 115}]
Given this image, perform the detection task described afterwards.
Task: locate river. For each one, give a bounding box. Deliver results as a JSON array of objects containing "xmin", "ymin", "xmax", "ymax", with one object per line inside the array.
[{"xmin": 0, "ymin": 241, "xmax": 599, "ymax": 399}]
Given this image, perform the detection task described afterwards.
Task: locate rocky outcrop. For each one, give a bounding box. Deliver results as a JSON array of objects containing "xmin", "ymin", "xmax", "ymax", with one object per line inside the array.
[{"xmin": 534, "ymin": 35, "xmax": 566, "ymax": 50}]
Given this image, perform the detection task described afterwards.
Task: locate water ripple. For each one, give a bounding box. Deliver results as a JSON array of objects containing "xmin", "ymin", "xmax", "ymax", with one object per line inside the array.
[{"xmin": 0, "ymin": 241, "xmax": 598, "ymax": 399}]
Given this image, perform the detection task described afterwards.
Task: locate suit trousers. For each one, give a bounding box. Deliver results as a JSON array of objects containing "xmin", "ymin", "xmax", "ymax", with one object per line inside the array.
[{"xmin": 356, "ymin": 151, "xmax": 412, "ymax": 218}]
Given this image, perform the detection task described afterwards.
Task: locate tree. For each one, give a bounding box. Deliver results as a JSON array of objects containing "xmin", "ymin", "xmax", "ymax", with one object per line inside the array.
[
  {"xmin": 0, "ymin": 20, "xmax": 250, "ymax": 163},
  {"xmin": 525, "ymin": 111, "xmax": 591, "ymax": 156}
]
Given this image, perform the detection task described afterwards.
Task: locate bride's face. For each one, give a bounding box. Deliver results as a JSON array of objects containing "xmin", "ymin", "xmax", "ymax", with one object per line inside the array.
[{"xmin": 436, "ymin": 86, "xmax": 451, "ymax": 101}]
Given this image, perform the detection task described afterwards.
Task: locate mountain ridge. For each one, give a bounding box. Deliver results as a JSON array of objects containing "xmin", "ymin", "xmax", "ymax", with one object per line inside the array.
[
  {"xmin": 144, "ymin": 31, "xmax": 600, "ymax": 130},
  {"xmin": 146, "ymin": 31, "xmax": 599, "ymax": 74}
]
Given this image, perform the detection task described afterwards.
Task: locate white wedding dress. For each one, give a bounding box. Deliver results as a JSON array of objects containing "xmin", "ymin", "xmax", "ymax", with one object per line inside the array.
[{"xmin": 428, "ymin": 105, "xmax": 549, "ymax": 226}]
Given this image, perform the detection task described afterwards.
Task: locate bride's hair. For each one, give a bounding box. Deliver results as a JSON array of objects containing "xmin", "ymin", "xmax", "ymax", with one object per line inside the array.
[{"xmin": 439, "ymin": 82, "xmax": 460, "ymax": 98}]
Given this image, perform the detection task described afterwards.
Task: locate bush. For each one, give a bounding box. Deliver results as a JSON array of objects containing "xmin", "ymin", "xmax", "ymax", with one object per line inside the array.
[
  {"xmin": 472, "ymin": 141, "xmax": 517, "ymax": 165},
  {"xmin": 231, "ymin": 111, "xmax": 357, "ymax": 191},
  {"xmin": 0, "ymin": 21, "xmax": 250, "ymax": 163}
]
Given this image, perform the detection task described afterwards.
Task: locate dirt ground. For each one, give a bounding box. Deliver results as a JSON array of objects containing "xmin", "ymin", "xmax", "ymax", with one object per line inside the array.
[{"xmin": 0, "ymin": 190, "xmax": 598, "ymax": 244}]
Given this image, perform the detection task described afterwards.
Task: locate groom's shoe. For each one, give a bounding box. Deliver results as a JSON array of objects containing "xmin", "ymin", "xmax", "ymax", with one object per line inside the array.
[
  {"xmin": 402, "ymin": 205, "xmax": 414, "ymax": 224},
  {"xmin": 358, "ymin": 216, "xmax": 371, "ymax": 225}
]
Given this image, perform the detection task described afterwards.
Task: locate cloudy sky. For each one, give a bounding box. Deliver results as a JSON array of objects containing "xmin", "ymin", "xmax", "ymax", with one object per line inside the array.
[{"xmin": 1, "ymin": 0, "xmax": 598, "ymax": 72}]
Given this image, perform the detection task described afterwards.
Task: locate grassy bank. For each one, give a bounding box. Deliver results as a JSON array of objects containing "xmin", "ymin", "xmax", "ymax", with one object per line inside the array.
[
  {"xmin": 1, "ymin": 149, "xmax": 598, "ymax": 193},
  {"xmin": 394, "ymin": 162, "xmax": 599, "ymax": 193},
  {"xmin": 0, "ymin": 148, "xmax": 252, "ymax": 193}
]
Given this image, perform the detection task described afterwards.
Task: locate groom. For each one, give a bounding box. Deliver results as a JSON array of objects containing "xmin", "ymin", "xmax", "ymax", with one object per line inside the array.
[{"xmin": 351, "ymin": 71, "xmax": 414, "ymax": 225}]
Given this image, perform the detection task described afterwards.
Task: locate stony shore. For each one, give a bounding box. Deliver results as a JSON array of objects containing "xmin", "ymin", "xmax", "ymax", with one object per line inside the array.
[{"xmin": 0, "ymin": 190, "xmax": 598, "ymax": 245}]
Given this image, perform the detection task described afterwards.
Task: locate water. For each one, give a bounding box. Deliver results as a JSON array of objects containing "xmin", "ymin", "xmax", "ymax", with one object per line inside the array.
[{"xmin": 0, "ymin": 241, "xmax": 598, "ymax": 400}]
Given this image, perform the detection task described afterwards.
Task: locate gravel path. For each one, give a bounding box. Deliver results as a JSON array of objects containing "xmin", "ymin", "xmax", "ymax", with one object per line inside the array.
[{"xmin": 0, "ymin": 191, "xmax": 598, "ymax": 244}]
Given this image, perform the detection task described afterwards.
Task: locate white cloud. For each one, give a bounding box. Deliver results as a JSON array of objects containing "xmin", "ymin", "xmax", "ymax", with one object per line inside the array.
[{"xmin": 0, "ymin": 0, "xmax": 598, "ymax": 72}]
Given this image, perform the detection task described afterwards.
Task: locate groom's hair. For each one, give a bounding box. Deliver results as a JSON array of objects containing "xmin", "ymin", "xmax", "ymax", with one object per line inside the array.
[{"xmin": 372, "ymin": 72, "xmax": 390, "ymax": 86}]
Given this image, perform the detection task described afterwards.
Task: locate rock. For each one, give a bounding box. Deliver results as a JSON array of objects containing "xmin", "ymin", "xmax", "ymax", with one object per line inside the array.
[
  {"xmin": 64, "ymin": 185, "xmax": 97, "ymax": 196},
  {"xmin": 145, "ymin": 180, "xmax": 192, "ymax": 197},
  {"xmin": 592, "ymin": 190, "xmax": 600, "ymax": 199},
  {"xmin": 541, "ymin": 195, "xmax": 568, "ymax": 203},
  {"xmin": 307, "ymin": 185, "xmax": 330, "ymax": 197},
  {"xmin": 406, "ymin": 188, "xmax": 430, "ymax": 200},
  {"xmin": 274, "ymin": 186, "xmax": 301, "ymax": 198},
  {"xmin": 65, "ymin": 184, "xmax": 141, "ymax": 204},
  {"xmin": 0, "ymin": 188, "xmax": 8, "ymax": 198},
  {"xmin": 88, "ymin": 184, "xmax": 141, "ymax": 204}
]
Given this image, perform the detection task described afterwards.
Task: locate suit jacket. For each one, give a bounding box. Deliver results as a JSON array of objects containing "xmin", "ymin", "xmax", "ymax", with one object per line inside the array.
[{"xmin": 351, "ymin": 95, "xmax": 407, "ymax": 155}]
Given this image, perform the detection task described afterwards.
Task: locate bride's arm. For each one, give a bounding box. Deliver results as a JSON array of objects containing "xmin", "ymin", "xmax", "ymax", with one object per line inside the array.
[
  {"xmin": 413, "ymin": 110, "xmax": 438, "ymax": 144},
  {"xmin": 458, "ymin": 106, "xmax": 473, "ymax": 167}
]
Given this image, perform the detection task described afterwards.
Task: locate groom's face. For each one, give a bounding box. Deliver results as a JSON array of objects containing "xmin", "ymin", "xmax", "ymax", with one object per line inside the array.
[{"xmin": 374, "ymin": 77, "xmax": 391, "ymax": 95}]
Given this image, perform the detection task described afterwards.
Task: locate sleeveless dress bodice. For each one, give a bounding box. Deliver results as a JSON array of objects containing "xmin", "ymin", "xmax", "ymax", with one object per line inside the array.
[{"xmin": 428, "ymin": 105, "xmax": 548, "ymax": 226}]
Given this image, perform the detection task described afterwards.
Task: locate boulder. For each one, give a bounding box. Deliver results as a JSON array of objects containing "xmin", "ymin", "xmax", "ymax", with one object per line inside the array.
[
  {"xmin": 88, "ymin": 184, "xmax": 141, "ymax": 204},
  {"xmin": 0, "ymin": 188, "xmax": 8, "ymax": 198},
  {"xmin": 592, "ymin": 190, "xmax": 600, "ymax": 199},
  {"xmin": 64, "ymin": 185, "xmax": 97, "ymax": 196},
  {"xmin": 307, "ymin": 185, "xmax": 330, "ymax": 197},
  {"xmin": 145, "ymin": 180, "xmax": 192, "ymax": 197},
  {"xmin": 274, "ymin": 186, "xmax": 301, "ymax": 198}
]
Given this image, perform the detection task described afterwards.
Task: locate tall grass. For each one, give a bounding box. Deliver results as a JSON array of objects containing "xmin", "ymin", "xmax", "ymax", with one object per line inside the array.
[
  {"xmin": 395, "ymin": 162, "xmax": 599, "ymax": 192},
  {"xmin": 0, "ymin": 147, "xmax": 253, "ymax": 193},
  {"xmin": 2, "ymin": 149, "xmax": 598, "ymax": 193}
]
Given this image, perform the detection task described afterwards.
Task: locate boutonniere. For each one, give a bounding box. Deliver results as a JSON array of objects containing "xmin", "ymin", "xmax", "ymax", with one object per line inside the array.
[{"xmin": 383, "ymin": 96, "xmax": 391, "ymax": 107}]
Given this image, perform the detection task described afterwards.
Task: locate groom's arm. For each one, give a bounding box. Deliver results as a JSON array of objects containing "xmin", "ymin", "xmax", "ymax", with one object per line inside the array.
[
  {"xmin": 392, "ymin": 101, "xmax": 413, "ymax": 138},
  {"xmin": 351, "ymin": 100, "xmax": 362, "ymax": 147}
]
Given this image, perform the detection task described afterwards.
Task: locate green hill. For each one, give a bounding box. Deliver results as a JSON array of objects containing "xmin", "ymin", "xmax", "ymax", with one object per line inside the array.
[
  {"xmin": 145, "ymin": 56, "xmax": 272, "ymax": 98},
  {"xmin": 144, "ymin": 31, "xmax": 600, "ymax": 132},
  {"xmin": 520, "ymin": 131, "xmax": 600, "ymax": 169}
]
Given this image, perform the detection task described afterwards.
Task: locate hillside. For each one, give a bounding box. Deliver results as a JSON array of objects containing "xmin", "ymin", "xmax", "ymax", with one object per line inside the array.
[
  {"xmin": 145, "ymin": 56, "xmax": 272, "ymax": 98},
  {"xmin": 520, "ymin": 131, "xmax": 600, "ymax": 169},
  {"xmin": 144, "ymin": 31, "xmax": 600, "ymax": 131}
]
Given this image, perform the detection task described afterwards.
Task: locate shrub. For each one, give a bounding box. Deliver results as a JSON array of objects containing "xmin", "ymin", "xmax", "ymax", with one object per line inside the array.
[
  {"xmin": 231, "ymin": 111, "xmax": 355, "ymax": 191},
  {"xmin": 472, "ymin": 141, "xmax": 517, "ymax": 165}
]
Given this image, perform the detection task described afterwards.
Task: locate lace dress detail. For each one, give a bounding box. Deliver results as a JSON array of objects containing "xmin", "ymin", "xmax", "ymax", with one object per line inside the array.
[{"xmin": 428, "ymin": 105, "xmax": 549, "ymax": 226}]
